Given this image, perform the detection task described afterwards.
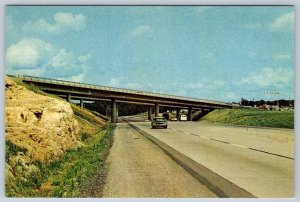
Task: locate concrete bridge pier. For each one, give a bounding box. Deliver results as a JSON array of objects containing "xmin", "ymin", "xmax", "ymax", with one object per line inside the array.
[
  {"xmin": 105, "ymin": 104, "xmax": 109, "ymax": 117},
  {"xmin": 176, "ymin": 108, "xmax": 180, "ymax": 120},
  {"xmin": 155, "ymin": 103, "xmax": 159, "ymax": 117},
  {"xmin": 80, "ymin": 99, "xmax": 84, "ymax": 108},
  {"xmin": 111, "ymin": 99, "xmax": 117, "ymax": 123},
  {"xmin": 188, "ymin": 107, "xmax": 192, "ymax": 121},
  {"xmin": 67, "ymin": 94, "xmax": 71, "ymax": 103},
  {"xmin": 148, "ymin": 106, "xmax": 152, "ymax": 121}
]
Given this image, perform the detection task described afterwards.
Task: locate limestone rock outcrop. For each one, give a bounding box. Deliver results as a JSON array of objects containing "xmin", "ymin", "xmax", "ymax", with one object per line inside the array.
[{"xmin": 5, "ymin": 77, "xmax": 81, "ymax": 163}]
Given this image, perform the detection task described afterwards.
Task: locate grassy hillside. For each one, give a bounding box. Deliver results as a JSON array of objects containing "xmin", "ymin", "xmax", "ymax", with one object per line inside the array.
[
  {"xmin": 6, "ymin": 105, "xmax": 114, "ymax": 197},
  {"xmin": 5, "ymin": 76, "xmax": 115, "ymax": 197},
  {"xmin": 6, "ymin": 124, "xmax": 115, "ymax": 197},
  {"xmin": 201, "ymin": 108, "xmax": 294, "ymax": 129}
]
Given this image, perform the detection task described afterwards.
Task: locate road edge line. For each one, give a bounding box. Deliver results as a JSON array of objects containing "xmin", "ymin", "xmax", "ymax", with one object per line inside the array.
[{"xmin": 125, "ymin": 121, "xmax": 256, "ymax": 198}]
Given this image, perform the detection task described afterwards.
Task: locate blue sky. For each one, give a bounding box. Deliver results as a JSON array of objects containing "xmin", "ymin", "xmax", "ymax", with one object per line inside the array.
[{"xmin": 5, "ymin": 6, "xmax": 294, "ymax": 102}]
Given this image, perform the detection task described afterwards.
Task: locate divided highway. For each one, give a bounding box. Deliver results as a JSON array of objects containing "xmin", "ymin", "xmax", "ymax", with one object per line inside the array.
[
  {"xmin": 103, "ymin": 120, "xmax": 294, "ymax": 198},
  {"xmin": 103, "ymin": 123, "xmax": 217, "ymax": 197}
]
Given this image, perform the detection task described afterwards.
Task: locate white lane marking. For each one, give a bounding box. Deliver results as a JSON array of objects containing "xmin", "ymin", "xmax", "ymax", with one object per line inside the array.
[
  {"xmin": 133, "ymin": 122, "xmax": 294, "ymax": 160},
  {"xmin": 230, "ymin": 143, "xmax": 248, "ymax": 149},
  {"xmin": 174, "ymin": 129, "xmax": 249, "ymax": 149}
]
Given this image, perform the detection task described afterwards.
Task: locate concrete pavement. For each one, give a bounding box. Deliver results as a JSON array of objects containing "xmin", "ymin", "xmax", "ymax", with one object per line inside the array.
[
  {"xmin": 132, "ymin": 121, "xmax": 294, "ymax": 198},
  {"xmin": 102, "ymin": 123, "xmax": 217, "ymax": 198}
]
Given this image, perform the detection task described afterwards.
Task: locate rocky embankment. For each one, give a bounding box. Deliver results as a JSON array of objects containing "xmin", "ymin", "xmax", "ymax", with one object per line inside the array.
[{"xmin": 5, "ymin": 77, "xmax": 82, "ymax": 183}]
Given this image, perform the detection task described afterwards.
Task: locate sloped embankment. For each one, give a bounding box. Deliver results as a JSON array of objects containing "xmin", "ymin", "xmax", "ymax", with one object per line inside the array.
[
  {"xmin": 5, "ymin": 76, "xmax": 110, "ymax": 197},
  {"xmin": 5, "ymin": 77, "xmax": 81, "ymax": 163},
  {"xmin": 201, "ymin": 108, "xmax": 294, "ymax": 129}
]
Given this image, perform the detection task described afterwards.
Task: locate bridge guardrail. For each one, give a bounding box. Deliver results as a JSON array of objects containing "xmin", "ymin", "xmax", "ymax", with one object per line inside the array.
[{"xmin": 19, "ymin": 74, "xmax": 233, "ymax": 107}]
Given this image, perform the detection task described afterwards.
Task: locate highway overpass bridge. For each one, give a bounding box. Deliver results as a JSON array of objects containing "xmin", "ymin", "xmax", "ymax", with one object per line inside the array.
[{"xmin": 18, "ymin": 75, "xmax": 233, "ymax": 123}]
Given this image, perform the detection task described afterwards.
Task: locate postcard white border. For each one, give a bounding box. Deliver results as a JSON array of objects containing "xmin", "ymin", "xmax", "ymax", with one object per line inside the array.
[{"xmin": 0, "ymin": 1, "xmax": 298, "ymax": 202}]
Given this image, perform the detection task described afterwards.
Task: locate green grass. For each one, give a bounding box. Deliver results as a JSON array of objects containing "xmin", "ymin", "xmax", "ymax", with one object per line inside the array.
[
  {"xmin": 201, "ymin": 108, "xmax": 294, "ymax": 129},
  {"xmin": 6, "ymin": 124, "xmax": 115, "ymax": 197},
  {"xmin": 6, "ymin": 75, "xmax": 113, "ymax": 197},
  {"xmin": 10, "ymin": 77, "xmax": 65, "ymax": 101},
  {"xmin": 5, "ymin": 141, "xmax": 28, "ymax": 162},
  {"xmin": 72, "ymin": 104, "xmax": 106, "ymax": 127}
]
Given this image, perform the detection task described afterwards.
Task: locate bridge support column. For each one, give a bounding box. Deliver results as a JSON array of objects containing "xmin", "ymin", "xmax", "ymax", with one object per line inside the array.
[
  {"xmin": 176, "ymin": 109, "xmax": 180, "ymax": 120},
  {"xmin": 67, "ymin": 94, "xmax": 71, "ymax": 103},
  {"xmin": 105, "ymin": 104, "xmax": 109, "ymax": 117},
  {"xmin": 80, "ymin": 99, "xmax": 84, "ymax": 108},
  {"xmin": 188, "ymin": 107, "xmax": 192, "ymax": 121},
  {"xmin": 155, "ymin": 103, "xmax": 159, "ymax": 117},
  {"xmin": 148, "ymin": 106, "xmax": 152, "ymax": 121},
  {"xmin": 111, "ymin": 99, "xmax": 117, "ymax": 123}
]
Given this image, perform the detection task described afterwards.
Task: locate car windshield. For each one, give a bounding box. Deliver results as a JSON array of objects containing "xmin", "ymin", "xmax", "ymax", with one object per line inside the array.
[{"xmin": 154, "ymin": 118, "xmax": 165, "ymax": 122}]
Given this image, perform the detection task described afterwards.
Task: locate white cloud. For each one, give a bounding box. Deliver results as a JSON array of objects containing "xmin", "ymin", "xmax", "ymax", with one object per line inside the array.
[
  {"xmin": 107, "ymin": 78, "xmax": 120, "ymax": 87},
  {"xmin": 238, "ymin": 67, "xmax": 293, "ymax": 88},
  {"xmin": 269, "ymin": 12, "xmax": 294, "ymax": 31},
  {"xmin": 48, "ymin": 49, "xmax": 75, "ymax": 68},
  {"xmin": 273, "ymin": 53, "xmax": 292, "ymax": 60},
  {"xmin": 185, "ymin": 82, "xmax": 203, "ymax": 90},
  {"xmin": 126, "ymin": 83, "xmax": 143, "ymax": 90},
  {"xmin": 6, "ymin": 38, "xmax": 53, "ymax": 69},
  {"xmin": 78, "ymin": 54, "xmax": 91, "ymax": 63},
  {"xmin": 45, "ymin": 48, "xmax": 88, "ymax": 77},
  {"xmin": 54, "ymin": 12, "xmax": 85, "ymax": 30},
  {"xmin": 6, "ymin": 38, "xmax": 91, "ymax": 80},
  {"xmin": 131, "ymin": 25, "xmax": 151, "ymax": 36},
  {"xmin": 23, "ymin": 12, "xmax": 86, "ymax": 34},
  {"xmin": 59, "ymin": 73, "xmax": 85, "ymax": 83}
]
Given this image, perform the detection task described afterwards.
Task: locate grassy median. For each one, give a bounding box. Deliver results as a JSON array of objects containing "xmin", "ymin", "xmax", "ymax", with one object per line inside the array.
[{"xmin": 201, "ymin": 108, "xmax": 294, "ymax": 129}]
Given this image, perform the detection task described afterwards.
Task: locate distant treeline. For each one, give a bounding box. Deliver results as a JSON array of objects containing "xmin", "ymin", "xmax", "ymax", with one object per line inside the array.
[{"xmin": 240, "ymin": 98, "xmax": 294, "ymax": 107}]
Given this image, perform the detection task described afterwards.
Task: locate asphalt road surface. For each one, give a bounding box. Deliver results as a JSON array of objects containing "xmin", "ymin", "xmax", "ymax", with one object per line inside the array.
[
  {"xmin": 102, "ymin": 123, "xmax": 217, "ymax": 197},
  {"xmin": 131, "ymin": 121, "xmax": 294, "ymax": 198}
]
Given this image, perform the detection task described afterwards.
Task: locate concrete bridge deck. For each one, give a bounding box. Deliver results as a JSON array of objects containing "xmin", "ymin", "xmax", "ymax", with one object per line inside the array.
[{"xmin": 17, "ymin": 75, "xmax": 233, "ymax": 123}]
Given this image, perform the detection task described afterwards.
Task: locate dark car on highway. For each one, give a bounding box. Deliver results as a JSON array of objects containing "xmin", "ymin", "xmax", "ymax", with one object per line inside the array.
[{"xmin": 151, "ymin": 117, "xmax": 168, "ymax": 129}]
